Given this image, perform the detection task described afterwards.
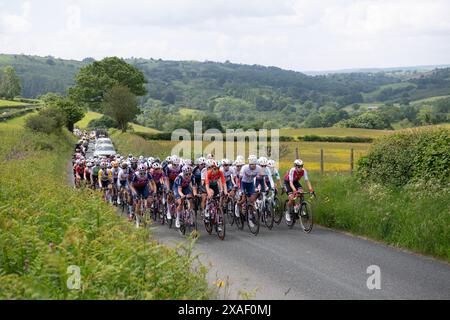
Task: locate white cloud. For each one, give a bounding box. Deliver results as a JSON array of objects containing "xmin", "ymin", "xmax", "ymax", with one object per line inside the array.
[
  {"xmin": 0, "ymin": 0, "xmax": 449, "ymax": 71},
  {"xmin": 0, "ymin": 1, "xmax": 32, "ymax": 33},
  {"xmin": 66, "ymin": 5, "xmax": 82, "ymax": 31}
]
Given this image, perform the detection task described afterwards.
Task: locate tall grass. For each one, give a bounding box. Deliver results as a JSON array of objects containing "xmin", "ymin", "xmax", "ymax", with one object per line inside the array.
[
  {"xmin": 313, "ymin": 174, "xmax": 450, "ymax": 261},
  {"xmin": 0, "ymin": 126, "xmax": 213, "ymax": 299}
]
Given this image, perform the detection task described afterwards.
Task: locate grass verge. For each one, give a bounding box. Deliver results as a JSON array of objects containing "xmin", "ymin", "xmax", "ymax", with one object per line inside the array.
[{"xmin": 312, "ymin": 174, "xmax": 450, "ymax": 262}]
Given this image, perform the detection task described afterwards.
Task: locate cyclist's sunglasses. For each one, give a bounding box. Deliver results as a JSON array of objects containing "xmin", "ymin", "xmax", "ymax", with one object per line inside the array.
[{"xmin": 296, "ymin": 165, "xmax": 304, "ymax": 168}]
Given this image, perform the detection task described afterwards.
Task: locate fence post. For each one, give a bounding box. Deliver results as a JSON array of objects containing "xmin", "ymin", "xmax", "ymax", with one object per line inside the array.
[
  {"xmin": 350, "ymin": 148, "xmax": 354, "ymax": 175},
  {"xmin": 295, "ymin": 147, "xmax": 299, "ymax": 159},
  {"xmin": 320, "ymin": 149, "xmax": 324, "ymax": 175}
]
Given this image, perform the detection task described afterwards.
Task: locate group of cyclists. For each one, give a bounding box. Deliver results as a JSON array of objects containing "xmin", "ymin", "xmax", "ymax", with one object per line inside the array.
[{"xmin": 72, "ymin": 130, "xmax": 316, "ymax": 238}]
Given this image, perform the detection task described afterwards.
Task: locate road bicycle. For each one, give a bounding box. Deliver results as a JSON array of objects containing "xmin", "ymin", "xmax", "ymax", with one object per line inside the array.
[
  {"xmin": 222, "ymin": 191, "xmax": 237, "ymax": 227},
  {"xmin": 204, "ymin": 194, "xmax": 226, "ymax": 240},
  {"xmin": 152, "ymin": 189, "xmax": 167, "ymax": 225},
  {"xmin": 255, "ymin": 189, "xmax": 275, "ymax": 230},
  {"xmin": 178, "ymin": 196, "xmax": 198, "ymax": 238},
  {"xmin": 130, "ymin": 193, "xmax": 151, "ymax": 229},
  {"xmin": 283, "ymin": 191, "xmax": 315, "ymax": 233},
  {"xmin": 165, "ymin": 191, "xmax": 176, "ymax": 229},
  {"xmin": 235, "ymin": 191, "xmax": 260, "ymax": 236}
]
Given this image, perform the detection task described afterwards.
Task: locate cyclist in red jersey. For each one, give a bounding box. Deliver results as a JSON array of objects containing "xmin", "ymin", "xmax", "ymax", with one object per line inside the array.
[
  {"xmin": 284, "ymin": 159, "xmax": 315, "ymax": 222},
  {"xmin": 204, "ymin": 160, "xmax": 228, "ymax": 218}
]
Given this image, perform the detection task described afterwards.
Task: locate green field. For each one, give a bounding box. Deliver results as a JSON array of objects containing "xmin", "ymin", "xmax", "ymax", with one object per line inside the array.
[
  {"xmin": 362, "ymin": 81, "xmax": 417, "ymax": 101},
  {"xmin": 0, "ymin": 111, "xmax": 38, "ymax": 129},
  {"xmin": 75, "ymin": 111, "xmax": 103, "ymax": 128},
  {"xmin": 76, "ymin": 112, "xmax": 160, "ymax": 134},
  {"xmin": 280, "ymin": 127, "xmax": 393, "ymax": 138},
  {"xmin": 0, "ymin": 99, "xmax": 29, "ymax": 108},
  {"xmin": 410, "ymin": 95, "xmax": 450, "ymax": 106}
]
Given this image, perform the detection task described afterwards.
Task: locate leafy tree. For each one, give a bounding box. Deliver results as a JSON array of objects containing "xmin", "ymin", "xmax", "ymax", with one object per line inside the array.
[
  {"xmin": 102, "ymin": 85, "xmax": 140, "ymax": 132},
  {"xmin": 202, "ymin": 114, "xmax": 224, "ymax": 132},
  {"xmin": 336, "ymin": 112, "xmax": 392, "ymax": 129},
  {"xmin": 87, "ymin": 115, "xmax": 118, "ymax": 130},
  {"xmin": 26, "ymin": 107, "xmax": 66, "ymax": 134},
  {"xmin": 302, "ymin": 113, "xmax": 323, "ymax": 128},
  {"xmin": 0, "ymin": 66, "xmax": 21, "ymax": 100},
  {"xmin": 53, "ymin": 98, "xmax": 85, "ymax": 132},
  {"xmin": 70, "ymin": 57, "xmax": 147, "ymax": 110},
  {"xmin": 39, "ymin": 92, "xmax": 63, "ymax": 107}
]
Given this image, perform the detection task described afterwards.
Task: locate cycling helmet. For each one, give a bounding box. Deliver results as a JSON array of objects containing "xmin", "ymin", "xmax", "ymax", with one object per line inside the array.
[
  {"xmin": 154, "ymin": 157, "xmax": 161, "ymax": 163},
  {"xmin": 184, "ymin": 159, "xmax": 192, "ymax": 166},
  {"xmin": 148, "ymin": 157, "xmax": 154, "ymax": 164},
  {"xmin": 107, "ymin": 163, "xmax": 112, "ymax": 169},
  {"xmin": 87, "ymin": 162, "xmax": 93, "ymax": 167},
  {"xmin": 198, "ymin": 157, "xmax": 207, "ymax": 165},
  {"xmin": 207, "ymin": 159, "xmax": 218, "ymax": 168},
  {"xmin": 166, "ymin": 156, "xmax": 172, "ymax": 163},
  {"xmin": 268, "ymin": 160, "xmax": 276, "ymax": 168},
  {"xmin": 236, "ymin": 155, "xmax": 244, "ymax": 162},
  {"xmin": 294, "ymin": 159, "xmax": 304, "ymax": 167},
  {"xmin": 172, "ymin": 156, "xmax": 180, "ymax": 166},
  {"xmin": 100, "ymin": 163, "xmax": 106, "ymax": 169},
  {"xmin": 248, "ymin": 155, "xmax": 258, "ymax": 165},
  {"xmin": 182, "ymin": 166, "xmax": 192, "ymax": 174},
  {"xmin": 128, "ymin": 154, "xmax": 133, "ymax": 158},
  {"xmin": 221, "ymin": 158, "xmax": 231, "ymax": 166},
  {"xmin": 121, "ymin": 162, "xmax": 128, "ymax": 169},
  {"xmin": 138, "ymin": 164, "xmax": 146, "ymax": 172},
  {"xmin": 152, "ymin": 162, "xmax": 162, "ymax": 170},
  {"xmin": 207, "ymin": 153, "xmax": 214, "ymax": 160},
  {"xmin": 258, "ymin": 157, "xmax": 268, "ymax": 166}
]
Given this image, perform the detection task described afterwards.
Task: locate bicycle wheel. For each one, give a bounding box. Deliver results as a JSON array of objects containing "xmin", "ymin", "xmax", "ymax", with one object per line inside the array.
[
  {"xmin": 227, "ymin": 198, "xmax": 235, "ymax": 226},
  {"xmin": 204, "ymin": 208, "xmax": 213, "ymax": 235},
  {"xmin": 159, "ymin": 200, "xmax": 166, "ymax": 225},
  {"xmin": 284, "ymin": 200, "xmax": 295, "ymax": 228},
  {"xmin": 247, "ymin": 204, "xmax": 260, "ymax": 236},
  {"xmin": 187, "ymin": 210, "xmax": 198, "ymax": 238},
  {"xmin": 167, "ymin": 203, "xmax": 174, "ymax": 229},
  {"xmin": 215, "ymin": 206, "xmax": 226, "ymax": 240},
  {"xmin": 264, "ymin": 200, "xmax": 274, "ymax": 230},
  {"xmin": 150, "ymin": 201, "xmax": 157, "ymax": 222},
  {"xmin": 299, "ymin": 201, "xmax": 313, "ymax": 233},
  {"xmin": 273, "ymin": 197, "xmax": 282, "ymax": 225},
  {"xmin": 178, "ymin": 211, "xmax": 186, "ymax": 236},
  {"xmin": 235, "ymin": 203, "xmax": 245, "ymax": 230}
]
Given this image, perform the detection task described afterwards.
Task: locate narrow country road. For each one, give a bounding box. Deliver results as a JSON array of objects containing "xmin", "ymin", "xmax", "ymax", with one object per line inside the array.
[{"xmin": 78, "ymin": 140, "xmax": 450, "ymax": 300}]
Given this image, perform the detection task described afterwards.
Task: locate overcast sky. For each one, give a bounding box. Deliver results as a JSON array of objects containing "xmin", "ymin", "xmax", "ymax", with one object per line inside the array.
[{"xmin": 1, "ymin": 0, "xmax": 449, "ymax": 72}]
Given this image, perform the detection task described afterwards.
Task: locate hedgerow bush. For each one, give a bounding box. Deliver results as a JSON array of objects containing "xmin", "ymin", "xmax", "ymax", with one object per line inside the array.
[
  {"xmin": 299, "ymin": 135, "xmax": 373, "ymax": 143},
  {"xmin": 0, "ymin": 127, "xmax": 213, "ymax": 299},
  {"xmin": 357, "ymin": 127, "xmax": 450, "ymax": 186}
]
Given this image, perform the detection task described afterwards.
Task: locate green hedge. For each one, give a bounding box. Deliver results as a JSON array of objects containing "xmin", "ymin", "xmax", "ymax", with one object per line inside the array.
[
  {"xmin": 299, "ymin": 135, "xmax": 373, "ymax": 143},
  {"xmin": 357, "ymin": 127, "xmax": 450, "ymax": 186},
  {"xmin": 0, "ymin": 107, "xmax": 40, "ymax": 122}
]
